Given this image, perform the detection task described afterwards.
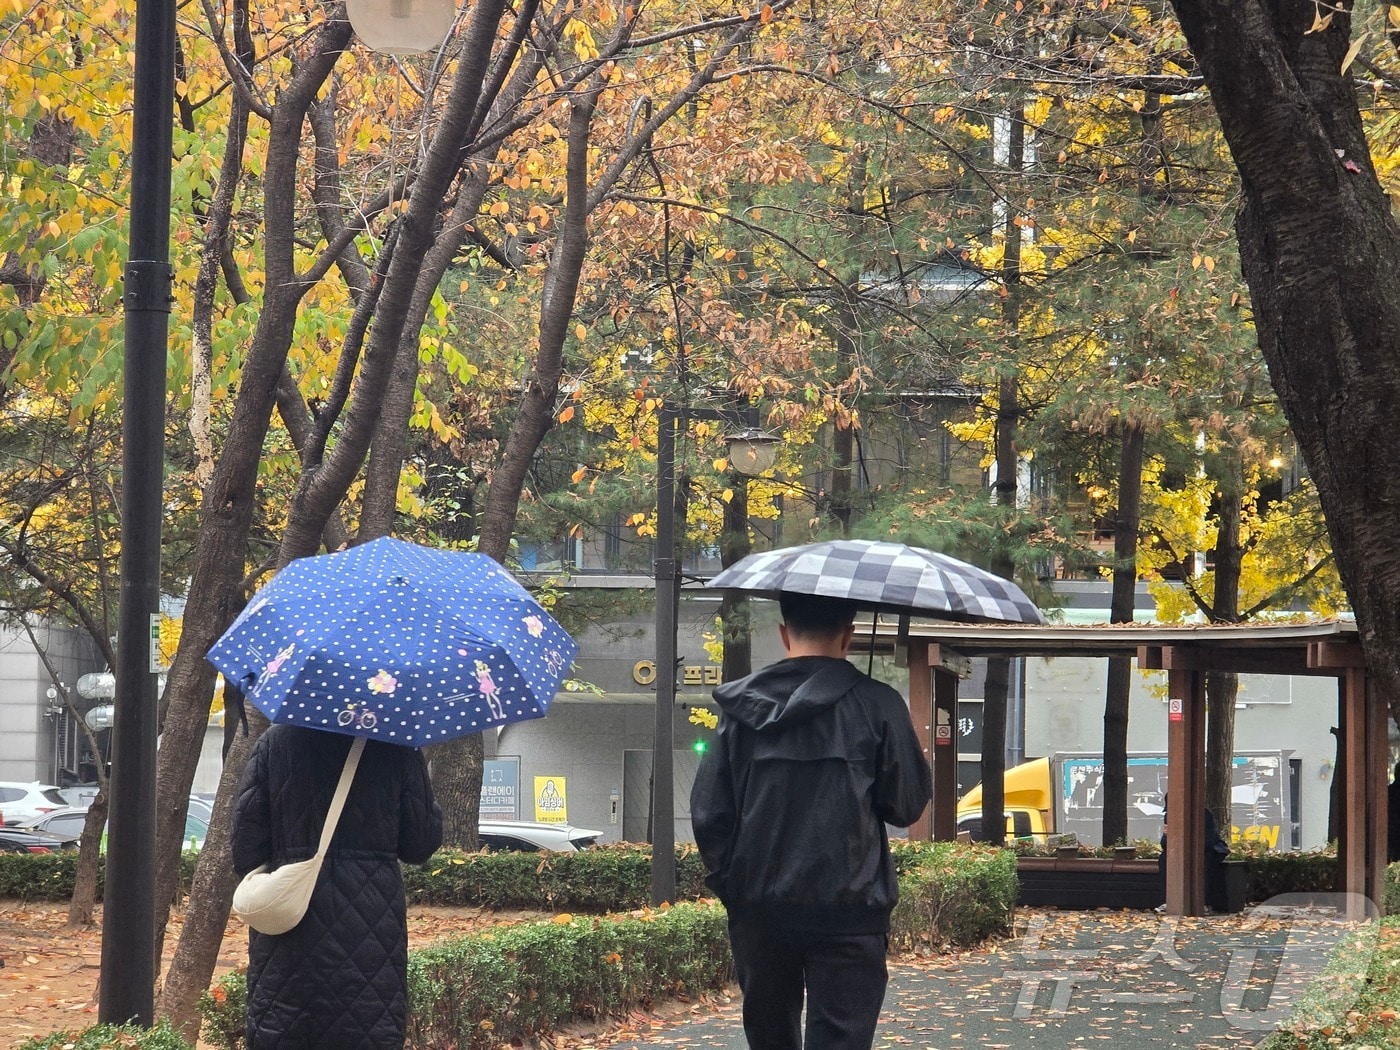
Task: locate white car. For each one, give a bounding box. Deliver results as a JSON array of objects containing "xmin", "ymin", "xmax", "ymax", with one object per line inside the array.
[
  {"xmin": 477, "ymin": 820, "xmax": 602, "ymax": 852},
  {"xmin": 0, "ymin": 782, "xmax": 69, "ymax": 826}
]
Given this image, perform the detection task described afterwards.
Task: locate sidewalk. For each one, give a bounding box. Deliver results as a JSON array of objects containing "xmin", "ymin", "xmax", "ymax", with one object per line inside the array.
[{"xmin": 608, "ymin": 906, "xmax": 1370, "ymax": 1048}]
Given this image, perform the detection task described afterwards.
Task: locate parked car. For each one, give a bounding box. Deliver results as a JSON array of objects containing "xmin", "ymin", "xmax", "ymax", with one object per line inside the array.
[
  {"xmin": 15, "ymin": 807, "xmax": 86, "ymax": 847},
  {"xmin": 0, "ymin": 782, "xmax": 69, "ymax": 826},
  {"xmin": 476, "ymin": 820, "xmax": 602, "ymax": 852},
  {"xmin": 21, "ymin": 806, "xmax": 209, "ymax": 851},
  {"xmin": 0, "ymin": 827, "xmax": 62, "ymax": 853}
]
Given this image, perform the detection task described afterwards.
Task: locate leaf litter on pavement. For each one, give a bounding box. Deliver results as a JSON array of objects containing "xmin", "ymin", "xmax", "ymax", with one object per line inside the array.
[{"xmin": 3, "ymin": 903, "xmax": 1388, "ymax": 1049}]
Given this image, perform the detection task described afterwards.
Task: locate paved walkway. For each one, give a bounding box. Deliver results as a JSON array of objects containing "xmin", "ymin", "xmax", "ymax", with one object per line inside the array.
[{"xmin": 609, "ymin": 905, "xmax": 1374, "ymax": 1048}]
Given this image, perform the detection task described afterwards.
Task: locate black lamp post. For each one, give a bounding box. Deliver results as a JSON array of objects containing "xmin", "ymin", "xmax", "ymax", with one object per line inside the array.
[
  {"xmin": 98, "ymin": 0, "xmax": 176, "ymax": 1025},
  {"xmin": 651, "ymin": 405, "xmax": 778, "ymax": 905}
]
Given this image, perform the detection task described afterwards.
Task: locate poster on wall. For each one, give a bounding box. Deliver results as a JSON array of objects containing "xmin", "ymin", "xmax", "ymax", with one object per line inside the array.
[
  {"xmin": 480, "ymin": 758, "xmax": 520, "ymax": 820},
  {"xmin": 534, "ymin": 775, "xmax": 568, "ymax": 823},
  {"xmin": 1054, "ymin": 751, "xmax": 1291, "ymax": 849}
]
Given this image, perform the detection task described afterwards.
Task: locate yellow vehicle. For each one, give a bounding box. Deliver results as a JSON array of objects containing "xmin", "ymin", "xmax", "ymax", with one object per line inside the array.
[{"xmin": 955, "ymin": 757, "xmax": 1053, "ymax": 842}]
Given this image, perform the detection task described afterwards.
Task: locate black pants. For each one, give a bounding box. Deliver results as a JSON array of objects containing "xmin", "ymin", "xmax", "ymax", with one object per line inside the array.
[{"xmin": 727, "ymin": 919, "xmax": 888, "ymax": 1050}]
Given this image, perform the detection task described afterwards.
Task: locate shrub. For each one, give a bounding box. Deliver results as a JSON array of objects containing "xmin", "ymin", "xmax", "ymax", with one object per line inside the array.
[
  {"xmin": 1235, "ymin": 844, "xmax": 1338, "ymax": 903},
  {"xmin": 1258, "ymin": 915, "xmax": 1395, "ymax": 1049},
  {"xmin": 0, "ymin": 850, "xmax": 200, "ymax": 902},
  {"xmin": 402, "ymin": 842, "xmax": 709, "ymax": 910},
  {"xmin": 200, "ymin": 842, "xmax": 1015, "ymax": 1050},
  {"xmin": 1388, "ymin": 861, "xmax": 1400, "ymax": 917},
  {"xmin": 406, "ymin": 901, "xmax": 732, "ymax": 1049},
  {"xmin": 199, "ymin": 971, "xmax": 248, "ymax": 1050},
  {"xmin": 16, "ymin": 1020, "xmax": 194, "ymax": 1049},
  {"xmin": 891, "ymin": 842, "xmax": 1017, "ymax": 950}
]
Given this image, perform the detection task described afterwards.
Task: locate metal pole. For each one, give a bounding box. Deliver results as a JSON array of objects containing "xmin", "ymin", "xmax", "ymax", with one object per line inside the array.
[
  {"xmin": 651, "ymin": 404, "xmax": 679, "ymax": 904},
  {"xmin": 99, "ymin": 0, "xmax": 175, "ymax": 1025}
]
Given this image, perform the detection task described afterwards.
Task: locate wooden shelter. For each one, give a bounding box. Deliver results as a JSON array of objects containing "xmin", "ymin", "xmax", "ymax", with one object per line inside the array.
[{"xmin": 879, "ymin": 620, "xmax": 1381, "ymax": 917}]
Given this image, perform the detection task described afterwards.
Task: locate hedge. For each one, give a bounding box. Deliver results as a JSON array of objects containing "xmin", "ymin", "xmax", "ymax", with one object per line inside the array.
[
  {"xmin": 891, "ymin": 840, "xmax": 1018, "ymax": 950},
  {"xmin": 198, "ymin": 843, "xmax": 1016, "ymax": 1050},
  {"xmin": 0, "ymin": 849, "xmax": 200, "ymax": 901},
  {"xmin": 402, "ymin": 842, "xmax": 711, "ymax": 910},
  {"xmin": 16, "ymin": 842, "xmax": 1017, "ymax": 1050},
  {"xmin": 1258, "ymin": 915, "xmax": 1398, "ymax": 1049}
]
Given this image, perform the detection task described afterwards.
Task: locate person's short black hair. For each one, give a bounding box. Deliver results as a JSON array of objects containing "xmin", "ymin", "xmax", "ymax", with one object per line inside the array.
[{"xmin": 779, "ymin": 591, "xmax": 857, "ymax": 635}]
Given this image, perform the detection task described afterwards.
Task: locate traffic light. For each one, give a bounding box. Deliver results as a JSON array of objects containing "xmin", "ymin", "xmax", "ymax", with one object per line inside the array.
[{"xmin": 692, "ymin": 738, "xmax": 708, "ymax": 755}]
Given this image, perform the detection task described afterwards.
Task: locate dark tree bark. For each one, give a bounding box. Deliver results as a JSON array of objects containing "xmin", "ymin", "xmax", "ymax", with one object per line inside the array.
[
  {"xmin": 70, "ymin": 793, "xmax": 108, "ymax": 925},
  {"xmin": 1205, "ymin": 462, "xmax": 1245, "ymax": 833},
  {"xmin": 720, "ymin": 476, "xmax": 753, "ymax": 683},
  {"xmin": 153, "ymin": 18, "xmax": 359, "ymax": 1035},
  {"xmin": 981, "ymin": 93, "xmax": 1026, "ymax": 849},
  {"xmin": 1103, "ymin": 420, "xmax": 1145, "ymax": 846},
  {"xmin": 1166, "ymin": 0, "xmax": 1400, "ymax": 729}
]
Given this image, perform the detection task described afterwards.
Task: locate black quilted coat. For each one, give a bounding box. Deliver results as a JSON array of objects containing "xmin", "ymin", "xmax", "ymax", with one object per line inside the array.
[{"xmin": 231, "ymin": 725, "xmax": 443, "ymax": 1050}]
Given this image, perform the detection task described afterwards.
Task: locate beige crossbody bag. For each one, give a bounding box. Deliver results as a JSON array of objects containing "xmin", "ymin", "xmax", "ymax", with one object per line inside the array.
[{"xmin": 233, "ymin": 736, "xmax": 366, "ymax": 936}]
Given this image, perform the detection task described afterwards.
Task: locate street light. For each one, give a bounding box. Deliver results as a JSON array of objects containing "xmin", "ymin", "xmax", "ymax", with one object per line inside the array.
[
  {"xmin": 651, "ymin": 405, "xmax": 778, "ymax": 904},
  {"xmin": 346, "ymin": 0, "xmax": 456, "ymax": 54},
  {"xmin": 100, "ymin": 0, "xmax": 175, "ymax": 1024}
]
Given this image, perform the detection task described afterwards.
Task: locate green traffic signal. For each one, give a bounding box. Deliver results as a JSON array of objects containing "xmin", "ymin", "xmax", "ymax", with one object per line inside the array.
[{"xmin": 692, "ymin": 738, "xmax": 708, "ymax": 754}]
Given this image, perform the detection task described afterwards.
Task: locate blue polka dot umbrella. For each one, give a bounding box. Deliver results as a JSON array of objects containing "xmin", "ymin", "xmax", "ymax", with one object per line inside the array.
[{"xmin": 206, "ymin": 537, "xmax": 578, "ymax": 745}]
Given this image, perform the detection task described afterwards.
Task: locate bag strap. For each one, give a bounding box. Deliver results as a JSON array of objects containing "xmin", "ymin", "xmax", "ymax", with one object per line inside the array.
[{"xmin": 315, "ymin": 737, "xmax": 366, "ymax": 859}]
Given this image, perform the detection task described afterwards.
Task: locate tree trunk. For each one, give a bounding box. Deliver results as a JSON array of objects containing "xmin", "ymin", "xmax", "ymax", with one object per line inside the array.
[
  {"xmin": 1103, "ymin": 420, "xmax": 1144, "ymax": 846},
  {"xmin": 68, "ymin": 793, "xmax": 108, "ymax": 926},
  {"xmin": 720, "ymin": 473, "xmax": 753, "ymax": 682},
  {"xmin": 152, "ymin": 17, "xmax": 355, "ymax": 973},
  {"xmin": 1205, "ymin": 464, "xmax": 1245, "ymax": 832},
  {"xmin": 1167, "ymin": 0, "xmax": 1400, "ymax": 728},
  {"xmin": 981, "ymin": 92, "xmax": 1025, "ymax": 850}
]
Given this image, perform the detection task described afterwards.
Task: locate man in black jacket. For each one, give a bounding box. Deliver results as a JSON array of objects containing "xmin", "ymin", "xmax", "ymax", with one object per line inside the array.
[{"xmin": 690, "ymin": 593, "xmax": 933, "ymax": 1050}]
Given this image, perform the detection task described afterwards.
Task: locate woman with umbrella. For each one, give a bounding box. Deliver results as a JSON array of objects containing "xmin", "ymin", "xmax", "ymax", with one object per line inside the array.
[
  {"xmin": 231, "ymin": 724, "xmax": 442, "ymax": 1049},
  {"xmin": 213, "ymin": 538, "xmax": 578, "ymax": 1049}
]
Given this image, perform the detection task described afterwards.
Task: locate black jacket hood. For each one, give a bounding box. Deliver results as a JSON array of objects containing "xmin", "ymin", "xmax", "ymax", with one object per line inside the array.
[{"xmin": 712, "ymin": 655, "xmax": 864, "ymax": 731}]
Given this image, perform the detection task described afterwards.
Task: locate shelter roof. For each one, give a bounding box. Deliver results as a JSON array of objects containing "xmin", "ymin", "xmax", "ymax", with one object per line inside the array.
[{"xmin": 858, "ymin": 618, "xmax": 1359, "ymax": 667}]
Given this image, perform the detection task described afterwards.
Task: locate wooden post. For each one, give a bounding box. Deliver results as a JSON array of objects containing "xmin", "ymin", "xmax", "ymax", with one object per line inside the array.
[
  {"xmin": 1366, "ymin": 670, "xmax": 1387, "ymax": 913},
  {"xmin": 906, "ymin": 638, "xmax": 933, "ymax": 841},
  {"xmin": 1366, "ymin": 674, "xmax": 1388, "ymax": 912},
  {"xmin": 1341, "ymin": 666, "xmax": 1367, "ymax": 911},
  {"xmin": 932, "ymin": 666, "xmax": 959, "ymax": 840},
  {"xmin": 1165, "ymin": 660, "xmax": 1206, "ymax": 916}
]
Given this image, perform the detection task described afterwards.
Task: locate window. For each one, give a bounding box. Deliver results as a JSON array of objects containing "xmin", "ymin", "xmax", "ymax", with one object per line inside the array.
[
  {"xmin": 44, "ymin": 815, "xmax": 86, "ymax": 837},
  {"xmin": 478, "ymin": 833, "xmax": 538, "ymax": 852}
]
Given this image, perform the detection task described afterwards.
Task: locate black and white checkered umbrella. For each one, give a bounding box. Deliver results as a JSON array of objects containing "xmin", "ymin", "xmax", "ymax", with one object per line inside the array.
[{"xmin": 707, "ymin": 539, "xmax": 1045, "ymax": 624}]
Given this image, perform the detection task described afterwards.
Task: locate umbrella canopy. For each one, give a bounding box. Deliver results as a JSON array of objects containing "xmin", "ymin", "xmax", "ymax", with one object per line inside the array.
[
  {"xmin": 707, "ymin": 539, "xmax": 1045, "ymax": 624},
  {"xmin": 207, "ymin": 537, "xmax": 577, "ymax": 746}
]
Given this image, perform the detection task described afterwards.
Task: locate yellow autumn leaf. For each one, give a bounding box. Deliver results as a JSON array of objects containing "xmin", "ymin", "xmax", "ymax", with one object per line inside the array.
[
  {"xmin": 1340, "ymin": 31, "xmax": 1368, "ymax": 74},
  {"xmin": 721, "ymin": 488, "xmax": 734, "ymax": 503},
  {"xmin": 1391, "ymin": 4, "xmax": 1400, "ymax": 27},
  {"xmin": 571, "ymin": 465, "xmax": 587, "ymax": 484},
  {"xmin": 712, "ymin": 457, "xmax": 728, "ymax": 471},
  {"xmin": 559, "ymin": 405, "xmax": 575, "ymax": 423},
  {"xmin": 574, "ymin": 323, "xmax": 586, "ymax": 341},
  {"xmin": 552, "ymin": 912, "xmax": 575, "ymax": 924}
]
